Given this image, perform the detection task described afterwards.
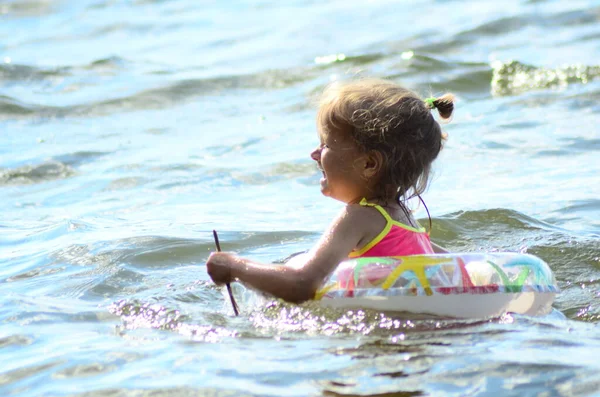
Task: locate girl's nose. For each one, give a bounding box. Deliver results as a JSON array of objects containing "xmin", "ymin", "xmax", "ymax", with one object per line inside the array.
[{"xmin": 310, "ymin": 147, "xmax": 320, "ymax": 161}]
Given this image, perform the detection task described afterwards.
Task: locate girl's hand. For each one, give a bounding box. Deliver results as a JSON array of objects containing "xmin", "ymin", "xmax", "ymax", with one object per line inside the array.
[{"xmin": 206, "ymin": 252, "xmax": 236, "ymax": 285}]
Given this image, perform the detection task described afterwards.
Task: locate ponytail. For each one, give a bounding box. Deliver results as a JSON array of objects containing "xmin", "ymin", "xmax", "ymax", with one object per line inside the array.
[{"xmin": 424, "ymin": 94, "xmax": 455, "ymax": 120}]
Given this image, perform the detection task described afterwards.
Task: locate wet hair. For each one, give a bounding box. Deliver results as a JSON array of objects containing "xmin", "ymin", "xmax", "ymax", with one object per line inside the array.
[{"xmin": 317, "ymin": 78, "xmax": 454, "ymax": 213}]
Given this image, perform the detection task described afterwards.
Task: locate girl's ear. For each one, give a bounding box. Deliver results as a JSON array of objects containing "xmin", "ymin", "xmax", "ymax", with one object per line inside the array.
[{"xmin": 363, "ymin": 150, "xmax": 383, "ymax": 179}]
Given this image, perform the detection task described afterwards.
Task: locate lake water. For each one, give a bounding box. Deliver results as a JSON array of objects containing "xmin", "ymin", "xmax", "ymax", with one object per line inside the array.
[{"xmin": 2, "ymin": 0, "xmax": 600, "ymax": 396}]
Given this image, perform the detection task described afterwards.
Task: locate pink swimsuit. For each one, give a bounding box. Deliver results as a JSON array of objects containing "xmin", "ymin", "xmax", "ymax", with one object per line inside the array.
[{"xmin": 349, "ymin": 199, "xmax": 434, "ymax": 258}]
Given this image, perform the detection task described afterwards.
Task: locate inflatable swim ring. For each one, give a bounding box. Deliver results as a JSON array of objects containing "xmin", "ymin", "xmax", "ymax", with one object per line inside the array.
[{"xmin": 300, "ymin": 253, "xmax": 558, "ymax": 318}]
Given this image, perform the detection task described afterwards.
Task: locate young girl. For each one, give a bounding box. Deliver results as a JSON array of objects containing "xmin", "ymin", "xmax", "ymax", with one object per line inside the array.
[{"xmin": 206, "ymin": 78, "xmax": 454, "ymax": 304}]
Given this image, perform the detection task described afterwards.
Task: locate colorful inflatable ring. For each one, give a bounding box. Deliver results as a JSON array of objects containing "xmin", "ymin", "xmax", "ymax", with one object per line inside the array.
[{"xmin": 303, "ymin": 253, "xmax": 558, "ymax": 318}]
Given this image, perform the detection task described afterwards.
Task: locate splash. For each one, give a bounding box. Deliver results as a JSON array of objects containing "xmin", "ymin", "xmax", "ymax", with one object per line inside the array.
[
  {"xmin": 491, "ymin": 60, "xmax": 600, "ymax": 96},
  {"xmin": 109, "ymin": 300, "xmax": 237, "ymax": 343},
  {"xmin": 249, "ymin": 300, "xmax": 493, "ymax": 337}
]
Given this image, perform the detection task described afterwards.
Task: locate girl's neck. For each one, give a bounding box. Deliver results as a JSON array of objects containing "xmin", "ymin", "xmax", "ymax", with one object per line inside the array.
[
  {"xmin": 363, "ymin": 195, "xmax": 419, "ymax": 228},
  {"xmin": 361, "ymin": 195, "xmax": 401, "ymax": 208}
]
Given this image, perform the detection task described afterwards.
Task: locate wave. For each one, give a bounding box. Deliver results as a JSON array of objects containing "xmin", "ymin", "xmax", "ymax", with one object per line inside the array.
[
  {"xmin": 0, "ymin": 65, "xmax": 317, "ymax": 119},
  {"xmin": 4, "ymin": 55, "xmax": 597, "ymax": 121},
  {"xmin": 50, "ymin": 231, "xmax": 313, "ymax": 269},
  {"xmin": 432, "ymin": 207, "xmax": 599, "ymax": 246}
]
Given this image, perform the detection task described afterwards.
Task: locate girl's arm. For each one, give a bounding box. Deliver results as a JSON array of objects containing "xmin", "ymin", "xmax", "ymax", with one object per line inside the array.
[{"xmin": 206, "ymin": 205, "xmax": 369, "ymax": 303}]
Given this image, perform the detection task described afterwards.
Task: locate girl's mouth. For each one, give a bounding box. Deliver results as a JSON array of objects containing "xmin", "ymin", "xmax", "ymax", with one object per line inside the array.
[
  {"xmin": 313, "ymin": 159, "xmax": 328, "ymax": 186},
  {"xmin": 316, "ymin": 163, "xmax": 326, "ymax": 182},
  {"xmin": 318, "ymin": 164, "xmax": 325, "ymax": 175}
]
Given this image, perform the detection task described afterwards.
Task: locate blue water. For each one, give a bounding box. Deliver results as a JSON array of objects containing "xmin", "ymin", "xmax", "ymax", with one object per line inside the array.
[{"xmin": 2, "ymin": 0, "xmax": 600, "ymax": 396}]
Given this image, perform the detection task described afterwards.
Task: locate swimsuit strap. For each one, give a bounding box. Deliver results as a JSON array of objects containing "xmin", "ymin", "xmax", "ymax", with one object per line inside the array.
[
  {"xmin": 349, "ymin": 198, "xmax": 428, "ymax": 258},
  {"xmin": 358, "ymin": 198, "xmax": 393, "ymax": 223},
  {"xmin": 358, "ymin": 198, "xmax": 426, "ymax": 233}
]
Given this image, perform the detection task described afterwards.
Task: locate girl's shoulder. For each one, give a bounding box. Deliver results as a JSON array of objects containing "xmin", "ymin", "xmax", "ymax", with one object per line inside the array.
[
  {"xmin": 344, "ymin": 201, "xmax": 419, "ymax": 230},
  {"xmin": 340, "ymin": 202, "xmax": 389, "ymax": 250},
  {"xmin": 343, "ymin": 202, "xmax": 376, "ymax": 218},
  {"xmin": 340, "ymin": 202, "xmax": 388, "ymax": 229}
]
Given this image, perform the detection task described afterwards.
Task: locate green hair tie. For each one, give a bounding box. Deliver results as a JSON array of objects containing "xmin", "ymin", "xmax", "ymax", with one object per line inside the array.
[{"xmin": 424, "ymin": 97, "xmax": 437, "ymax": 109}]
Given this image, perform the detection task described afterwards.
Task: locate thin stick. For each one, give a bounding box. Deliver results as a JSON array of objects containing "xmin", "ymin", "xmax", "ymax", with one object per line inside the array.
[
  {"xmin": 213, "ymin": 230, "xmax": 222, "ymax": 251},
  {"xmin": 212, "ymin": 230, "xmax": 239, "ymax": 316}
]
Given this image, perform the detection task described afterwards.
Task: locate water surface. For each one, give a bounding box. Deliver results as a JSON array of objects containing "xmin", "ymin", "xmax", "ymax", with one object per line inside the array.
[{"xmin": 1, "ymin": 0, "xmax": 600, "ymax": 396}]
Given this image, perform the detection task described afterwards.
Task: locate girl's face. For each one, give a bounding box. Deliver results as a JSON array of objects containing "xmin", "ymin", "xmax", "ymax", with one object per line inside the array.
[{"xmin": 310, "ymin": 126, "xmax": 370, "ymax": 204}]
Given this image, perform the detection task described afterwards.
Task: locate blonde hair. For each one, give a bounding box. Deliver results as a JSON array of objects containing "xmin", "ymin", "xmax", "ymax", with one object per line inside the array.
[{"xmin": 317, "ymin": 78, "xmax": 454, "ymax": 204}]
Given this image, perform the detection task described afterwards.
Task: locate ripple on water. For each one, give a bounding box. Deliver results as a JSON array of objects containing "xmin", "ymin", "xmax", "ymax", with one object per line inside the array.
[
  {"xmin": 0, "ymin": 151, "xmax": 109, "ymax": 186},
  {"xmin": 0, "ymin": 360, "xmax": 65, "ymax": 390},
  {"xmin": 0, "ymin": 334, "xmax": 34, "ymax": 349},
  {"xmin": 70, "ymin": 388, "xmax": 254, "ymax": 397},
  {"xmin": 0, "ymin": 0, "xmax": 57, "ymax": 18},
  {"xmin": 52, "ymin": 362, "xmax": 117, "ymax": 380},
  {"xmin": 0, "ymin": 161, "xmax": 74, "ymax": 185},
  {"xmin": 0, "ymin": 62, "xmax": 70, "ymax": 81}
]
